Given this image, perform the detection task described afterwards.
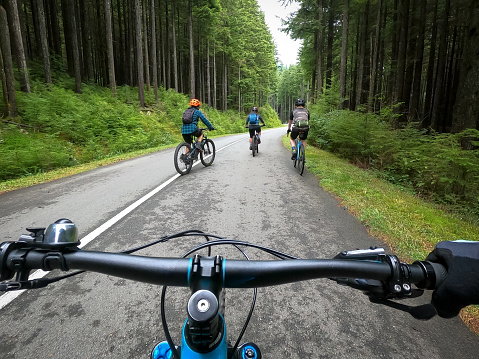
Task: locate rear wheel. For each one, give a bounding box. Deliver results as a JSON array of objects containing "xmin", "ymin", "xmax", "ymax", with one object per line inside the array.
[
  {"xmin": 174, "ymin": 143, "xmax": 193, "ymax": 175},
  {"xmin": 200, "ymin": 139, "xmax": 215, "ymax": 167},
  {"xmin": 297, "ymin": 143, "xmax": 305, "ymax": 175},
  {"xmin": 252, "ymin": 136, "xmax": 257, "ymax": 157}
]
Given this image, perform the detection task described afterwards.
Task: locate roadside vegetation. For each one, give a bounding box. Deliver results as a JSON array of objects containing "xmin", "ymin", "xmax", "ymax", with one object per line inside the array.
[
  {"xmin": 305, "ymin": 90, "xmax": 479, "ymax": 222},
  {"xmin": 0, "ymin": 77, "xmax": 282, "ymax": 185}
]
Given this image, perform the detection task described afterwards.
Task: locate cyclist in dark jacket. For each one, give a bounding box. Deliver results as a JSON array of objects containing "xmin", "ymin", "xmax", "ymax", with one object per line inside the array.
[
  {"xmin": 245, "ymin": 107, "xmax": 265, "ymax": 150},
  {"xmin": 182, "ymin": 98, "xmax": 214, "ymax": 150},
  {"xmin": 287, "ymin": 98, "xmax": 310, "ymax": 160}
]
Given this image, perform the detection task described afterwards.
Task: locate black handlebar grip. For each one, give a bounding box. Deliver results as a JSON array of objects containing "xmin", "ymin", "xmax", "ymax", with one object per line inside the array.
[
  {"xmin": 428, "ymin": 261, "xmax": 447, "ymax": 288},
  {"xmin": 413, "ymin": 261, "xmax": 447, "ymax": 290}
]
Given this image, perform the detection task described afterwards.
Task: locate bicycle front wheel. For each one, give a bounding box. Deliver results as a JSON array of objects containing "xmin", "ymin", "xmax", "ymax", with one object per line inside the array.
[
  {"xmin": 200, "ymin": 139, "xmax": 216, "ymax": 167},
  {"xmin": 297, "ymin": 143, "xmax": 305, "ymax": 175},
  {"xmin": 174, "ymin": 142, "xmax": 193, "ymax": 175}
]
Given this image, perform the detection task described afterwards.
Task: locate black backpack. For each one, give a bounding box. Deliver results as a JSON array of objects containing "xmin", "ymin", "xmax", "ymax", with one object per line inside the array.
[{"xmin": 182, "ymin": 107, "xmax": 196, "ymax": 124}]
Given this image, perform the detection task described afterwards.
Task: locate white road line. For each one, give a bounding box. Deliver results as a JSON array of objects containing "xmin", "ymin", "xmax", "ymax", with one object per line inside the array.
[{"xmin": 0, "ymin": 137, "xmax": 244, "ymax": 310}]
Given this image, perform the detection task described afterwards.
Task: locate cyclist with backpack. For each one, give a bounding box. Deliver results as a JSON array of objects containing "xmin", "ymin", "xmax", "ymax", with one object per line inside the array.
[
  {"xmin": 287, "ymin": 99, "xmax": 310, "ymax": 160},
  {"xmin": 245, "ymin": 107, "xmax": 265, "ymax": 150},
  {"xmin": 182, "ymin": 98, "xmax": 215, "ymax": 150}
]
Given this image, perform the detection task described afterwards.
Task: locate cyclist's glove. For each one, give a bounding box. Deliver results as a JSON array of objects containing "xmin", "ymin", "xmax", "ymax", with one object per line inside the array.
[
  {"xmin": 425, "ymin": 240, "xmax": 479, "ymax": 318},
  {"xmin": 209, "ymin": 127, "xmax": 215, "ymax": 131}
]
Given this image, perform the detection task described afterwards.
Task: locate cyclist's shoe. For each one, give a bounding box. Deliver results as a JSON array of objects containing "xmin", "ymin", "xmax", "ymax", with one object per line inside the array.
[
  {"xmin": 249, "ymin": 144, "xmax": 252, "ymax": 150},
  {"xmin": 257, "ymin": 138, "xmax": 261, "ymax": 144},
  {"xmin": 291, "ymin": 151, "xmax": 297, "ymax": 160}
]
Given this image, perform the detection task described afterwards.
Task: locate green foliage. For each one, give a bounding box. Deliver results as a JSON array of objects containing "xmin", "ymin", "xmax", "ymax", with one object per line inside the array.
[
  {"xmin": 219, "ymin": 0, "xmax": 277, "ymax": 110},
  {"xmin": 0, "ymin": 79, "xmax": 281, "ymax": 182},
  {"xmin": 309, "ymin": 107, "xmax": 479, "ymax": 216}
]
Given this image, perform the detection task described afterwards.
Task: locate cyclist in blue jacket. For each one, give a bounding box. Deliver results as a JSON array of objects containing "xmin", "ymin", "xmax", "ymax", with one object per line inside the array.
[
  {"xmin": 182, "ymin": 98, "xmax": 215, "ymax": 150},
  {"xmin": 245, "ymin": 107, "xmax": 265, "ymax": 150}
]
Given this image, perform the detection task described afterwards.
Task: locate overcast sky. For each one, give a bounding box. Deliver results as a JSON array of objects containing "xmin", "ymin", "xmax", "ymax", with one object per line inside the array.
[{"xmin": 256, "ymin": 0, "xmax": 302, "ymax": 67}]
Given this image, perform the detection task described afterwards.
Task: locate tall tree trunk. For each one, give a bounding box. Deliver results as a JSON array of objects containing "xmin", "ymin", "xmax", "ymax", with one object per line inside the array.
[
  {"xmin": 355, "ymin": 0, "xmax": 368, "ymax": 109},
  {"xmin": 157, "ymin": 0, "xmax": 165, "ymax": 88},
  {"xmin": 206, "ymin": 39, "xmax": 210, "ymax": 107},
  {"xmin": 17, "ymin": 0, "xmax": 28, "ymax": 58},
  {"xmin": 387, "ymin": 0, "xmax": 398, "ymax": 104},
  {"xmin": 7, "ymin": 0, "xmax": 30, "ymax": 92},
  {"xmin": 223, "ymin": 52, "xmax": 227, "ymax": 111},
  {"xmin": 431, "ymin": 0, "xmax": 450, "ymax": 132},
  {"xmin": 368, "ymin": 0, "xmax": 382, "ymax": 111},
  {"xmin": 339, "ymin": 0, "xmax": 349, "ymax": 109},
  {"xmin": 395, "ymin": 0, "xmax": 409, "ymax": 109},
  {"xmin": 35, "ymin": 0, "xmax": 52, "ymax": 83},
  {"xmin": 188, "ymin": 0, "xmax": 195, "ymax": 98},
  {"xmin": 403, "ymin": 0, "xmax": 415, "ymax": 113},
  {"xmin": 142, "ymin": 0, "xmax": 150, "ymax": 92},
  {"xmin": 47, "ymin": 0, "xmax": 62, "ymax": 55},
  {"xmin": 105, "ymin": 0, "xmax": 116, "ymax": 96},
  {"xmin": 451, "ymin": 1, "xmax": 479, "ymax": 132},
  {"xmin": 422, "ymin": 0, "xmax": 439, "ymax": 128},
  {"xmin": 315, "ymin": 0, "xmax": 324, "ymax": 96},
  {"xmin": 326, "ymin": 0, "xmax": 334, "ymax": 89},
  {"xmin": 409, "ymin": 0, "xmax": 427, "ymax": 122},
  {"xmin": 66, "ymin": 0, "xmax": 82, "ymax": 93},
  {"xmin": 150, "ymin": 0, "xmax": 158, "ymax": 102},
  {"xmin": 0, "ymin": 5, "xmax": 17, "ymax": 117},
  {"xmin": 134, "ymin": 0, "xmax": 144, "ymax": 106},
  {"xmin": 171, "ymin": 0, "xmax": 178, "ymax": 91},
  {"xmin": 79, "ymin": 0, "xmax": 93, "ymax": 81},
  {"xmin": 29, "ymin": 0, "xmax": 42, "ymax": 57},
  {"xmin": 213, "ymin": 39, "xmax": 217, "ymax": 109},
  {"xmin": 61, "ymin": 0, "xmax": 73, "ymax": 74},
  {"xmin": 0, "ymin": 45, "xmax": 8, "ymax": 116}
]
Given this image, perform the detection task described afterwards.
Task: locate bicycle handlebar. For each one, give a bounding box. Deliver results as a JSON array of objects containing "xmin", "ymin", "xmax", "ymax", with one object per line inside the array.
[{"xmin": 0, "ymin": 245, "xmax": 445, "ymax": 290}]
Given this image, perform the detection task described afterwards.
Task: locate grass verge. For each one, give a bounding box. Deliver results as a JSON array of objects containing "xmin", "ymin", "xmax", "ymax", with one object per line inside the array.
[
  {"xmin": 0, "ymin": 145, "xmax": 172, "ymax": 194},
  {"xmin": 282, "ymin": 136, "xmax": 479, "ymax": 333}
]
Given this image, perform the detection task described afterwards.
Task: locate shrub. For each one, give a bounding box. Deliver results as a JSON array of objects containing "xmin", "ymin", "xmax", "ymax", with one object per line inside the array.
[{"xmin": 308, "ymin": 106, "xmax": 479, "ymax": 216}]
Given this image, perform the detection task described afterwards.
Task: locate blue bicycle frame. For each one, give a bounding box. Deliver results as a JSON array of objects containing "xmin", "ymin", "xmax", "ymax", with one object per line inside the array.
[{"xmin": 151, "ymin": 256, "xmax": 261, "ymax": 359}]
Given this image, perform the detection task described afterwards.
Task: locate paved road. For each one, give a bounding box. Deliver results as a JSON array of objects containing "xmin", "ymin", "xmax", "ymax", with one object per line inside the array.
[{"xmin": 0, "ymin": 127, "xmax": 478, "ymax": 358}]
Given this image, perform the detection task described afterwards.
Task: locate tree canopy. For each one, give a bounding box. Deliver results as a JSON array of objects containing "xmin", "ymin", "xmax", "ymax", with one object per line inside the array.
[{"xmin": 0, "ymin": 0, "xmax": 277, "ymax": 115}]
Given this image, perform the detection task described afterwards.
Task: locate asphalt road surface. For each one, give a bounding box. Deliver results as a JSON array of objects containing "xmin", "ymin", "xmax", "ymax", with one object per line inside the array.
[{"xmin": 0, "ymin": 127, "xmax": 478, "ymax": 358}]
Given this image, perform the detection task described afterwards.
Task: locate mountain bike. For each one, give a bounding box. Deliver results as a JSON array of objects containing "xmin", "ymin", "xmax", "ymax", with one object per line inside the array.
[
  {"xmin": 246, "ymin": 124, "xmax": 265, "ymax": 157},
  {"xmin": 174, "ymin": 129, "xmax": 215, "ymax": 175},
  {"xmin": 288, "ymin": 131, "xmax": 306, "ymax": 175},
  {"xmin": 0, "ymin": 219, "xmax": 447, "ymax": 359}
]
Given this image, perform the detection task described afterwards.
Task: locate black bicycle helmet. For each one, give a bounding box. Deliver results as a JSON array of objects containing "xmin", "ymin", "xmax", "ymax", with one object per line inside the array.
[{"xmin": 295, "ymin": 99, "xmax": 305, "ymax": 106}]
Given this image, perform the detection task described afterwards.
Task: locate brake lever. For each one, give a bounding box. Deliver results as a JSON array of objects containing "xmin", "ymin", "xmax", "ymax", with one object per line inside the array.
[{"xmin": 369, "ymin": 298, "xmax": 437, "ymax": 320}]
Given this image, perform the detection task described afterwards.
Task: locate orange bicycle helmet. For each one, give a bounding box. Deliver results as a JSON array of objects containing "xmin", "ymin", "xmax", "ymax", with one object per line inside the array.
[{"xmin": 189, "ymin": 98, "xmax": 201, "ymax": 107}]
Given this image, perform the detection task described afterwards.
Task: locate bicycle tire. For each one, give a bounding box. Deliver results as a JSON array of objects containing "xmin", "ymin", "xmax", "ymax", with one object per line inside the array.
[
  {"xmin": 255, "ymin": 135, "xmax": 259, "ymax": 154},
  {"xmin": 252, "ymin": 136, "xmax": 257, "ymax": 157},
  {"xmin": 297, "ymin": 143, "xmax": 305, "ymax": 175},
  {"xmin": 200, "ymin": 139, "xmax": 215, "ymax": 167},
  {"xmin": 174, "ymin": 142, "xmax": 193, "ymax": 175}
]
